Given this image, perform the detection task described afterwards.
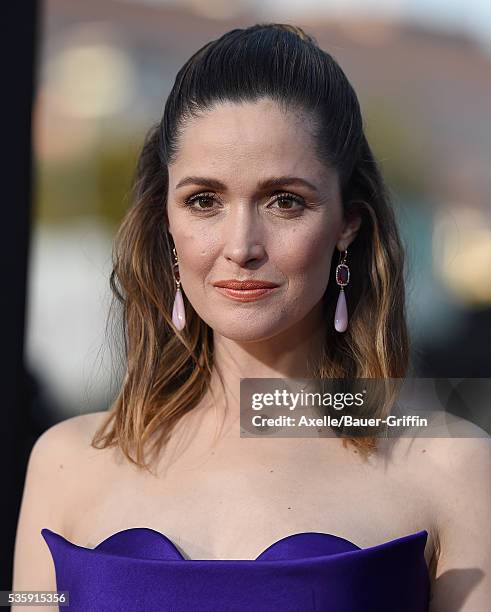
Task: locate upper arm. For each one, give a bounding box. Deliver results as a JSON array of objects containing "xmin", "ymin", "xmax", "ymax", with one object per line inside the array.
[
  {"xmin": 12, "ymin": 414, "xmax": 99, "ymax": 610},
  {"xmin": 429, "ymin": 436, "xmax": 491, "ymax": 612},
  {"xmin": 12, "ymin": 422, "xmax": 65, "ymax": 610}
]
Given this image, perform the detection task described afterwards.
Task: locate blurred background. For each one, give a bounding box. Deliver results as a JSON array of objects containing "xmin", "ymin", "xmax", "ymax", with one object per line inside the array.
[
  {"xmin": 3, "ymin": 0, "xmax": 491, "ymax": 589},
  {"xmin": 28, "ymin": 0, "xmax": 491, "ymax": 432}
]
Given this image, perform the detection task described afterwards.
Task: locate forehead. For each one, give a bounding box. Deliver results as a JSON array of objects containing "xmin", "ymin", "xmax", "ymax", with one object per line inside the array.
[
  {"xmin": 180, "ymin": 99, "xmax": 308, "ymax": 142},
  {"xmin": 169, "ymin": 99, "xmax": 332, "ymax": 186}
]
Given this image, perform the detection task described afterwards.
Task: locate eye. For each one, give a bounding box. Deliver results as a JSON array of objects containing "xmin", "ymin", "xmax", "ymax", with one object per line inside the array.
[
  {"xmin": 270, "ymin": 192, "xmax": 306, "ymax": 213},
  {"xmin": 182, "ymin": 191, "xmax": 306, "ymax": 214},
  {"xmin": 183, "ymin": 192, "xmax": 218, "ymax": 211}
]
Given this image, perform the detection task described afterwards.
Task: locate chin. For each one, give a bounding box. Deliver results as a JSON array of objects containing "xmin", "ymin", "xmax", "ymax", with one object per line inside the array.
[
  {"xmin": 218, "ymin": 331, "xmax": 277, "ymax": 343},
  {"xmin": 209, "ymin": 317, "xmax": 292, "ymax": 343}
]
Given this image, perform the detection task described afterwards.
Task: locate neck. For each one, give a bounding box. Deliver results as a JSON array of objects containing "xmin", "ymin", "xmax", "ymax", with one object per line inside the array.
[{"xmin": 202, "ymin": 301, "xmax": 329, "ymax": 428}]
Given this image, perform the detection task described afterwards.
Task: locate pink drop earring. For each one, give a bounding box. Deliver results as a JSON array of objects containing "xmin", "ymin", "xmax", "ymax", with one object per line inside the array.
[
  {"xmin": 334, "ymin": 248, "xmax": 350, "ymax": 333},
  {"xmin": 171, "ymin": 246, "xmax": 186, "ymax": 331}
]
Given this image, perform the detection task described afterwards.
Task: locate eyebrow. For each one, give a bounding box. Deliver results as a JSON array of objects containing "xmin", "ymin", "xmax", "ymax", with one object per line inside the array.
[{"xmin": 175, "ymin": 175, "xmax": 319, "ymax": 193}]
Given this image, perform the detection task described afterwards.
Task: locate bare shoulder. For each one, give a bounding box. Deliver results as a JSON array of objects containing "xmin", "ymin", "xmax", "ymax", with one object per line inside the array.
[
  {"xmin": 409, "ymin": 413, "xmax": 491, "ymax": 481},
  {"xmin": 387, "ymin": 417, "xmax": 491, "ymax": 611},
  {"xmin": 386, "ymin": 414, "xmax": 491, "ymax": 497},
  {"xmin": 382, "ymin": 410, "xmax": 490, "ymax": 469},
  {"xmin": 24, "ymin": 411, "xmax": 109, "ymax": 481},
  {"xmin": 425, "ymin": 434, "xmax": 491, "ymax": 610},
  {"xmin": 422, "ymin": 426, "xmax": 491, "ymax": 467},
  {"xmin": 33, "ymin": 410, "xmax": 116, "ymax": 513},
  {"xmin": 35, "ymin": 409, "xmax": 110, "ymax": 452},
  {"xmin": 12, "ymin": 411, "xmax": 112, "ymax": 600},
  {"xmin": 379, "ymin": 417, "xmax": 491, "ymax": 610},
  {"xmin": 421, "ymin": 430, "xmax": 491, "ymax": 520}
]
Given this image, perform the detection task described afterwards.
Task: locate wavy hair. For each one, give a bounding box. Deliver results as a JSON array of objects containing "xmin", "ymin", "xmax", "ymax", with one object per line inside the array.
[{"xmin": 92, "ymin": 23, "xmax": 410, "ymax": 471}]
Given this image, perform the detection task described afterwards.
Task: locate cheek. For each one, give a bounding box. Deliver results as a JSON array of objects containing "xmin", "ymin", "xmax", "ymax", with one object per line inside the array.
[
  {"xmin": 173, "ymin": 231, "xmax": 217, "ymax": 285},
  {"xmin": 168, "ymin": 205, "xmax": 219, "ymax": 267},
  {"xmin": 273, "ymin": 226, "xmax": 334, "ymax": 285}
]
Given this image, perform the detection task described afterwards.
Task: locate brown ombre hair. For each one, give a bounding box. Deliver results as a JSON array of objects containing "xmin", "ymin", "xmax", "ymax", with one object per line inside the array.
[{"xmin": 92, "ymin": 23, "xmax": 410, "ymax": 471}]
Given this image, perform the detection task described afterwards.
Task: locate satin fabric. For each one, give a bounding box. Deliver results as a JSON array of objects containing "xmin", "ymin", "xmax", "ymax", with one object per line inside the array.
[{"xmin": 42, "ymin": 527, "xmax": 430, "ymax": 611}]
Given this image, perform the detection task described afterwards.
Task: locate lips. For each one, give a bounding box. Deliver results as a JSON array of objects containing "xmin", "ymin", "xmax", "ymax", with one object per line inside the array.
[{"xmin": 213, "ymin": 280, "xmax": 279, "ymax": 290}]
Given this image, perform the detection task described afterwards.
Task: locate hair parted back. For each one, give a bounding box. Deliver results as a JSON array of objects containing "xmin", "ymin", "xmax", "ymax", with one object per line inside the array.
[{"xmin": 92, "ymin": 23, "xmax": 410, "ymax": 471}]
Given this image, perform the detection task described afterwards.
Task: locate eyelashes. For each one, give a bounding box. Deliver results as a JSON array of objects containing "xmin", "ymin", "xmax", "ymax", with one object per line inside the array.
[{"xmin": 182, "ymin": 191, "xmax": 307, "ymax": 215}]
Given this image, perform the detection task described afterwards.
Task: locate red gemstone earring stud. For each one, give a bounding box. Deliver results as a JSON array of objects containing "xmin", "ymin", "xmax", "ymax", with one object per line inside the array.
[{"xmin": 334, "ymin": 248, "xmax": 350, "ymax": 332}]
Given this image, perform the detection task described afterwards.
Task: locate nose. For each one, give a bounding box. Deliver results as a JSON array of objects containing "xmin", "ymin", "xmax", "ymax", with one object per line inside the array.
[{"xmin": 221, "ymin": 203, "xmax": 266, "ymax": 266}]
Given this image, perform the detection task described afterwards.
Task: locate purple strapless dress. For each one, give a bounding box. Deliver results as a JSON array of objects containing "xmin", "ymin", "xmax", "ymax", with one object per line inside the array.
[{"xmin": 41, "ymin": 527, "xmax": 430, "ymax": 611}]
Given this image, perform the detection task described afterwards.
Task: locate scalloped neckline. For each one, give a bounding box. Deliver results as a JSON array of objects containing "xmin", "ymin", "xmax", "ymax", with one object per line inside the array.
[{"xmin": 41, "ymin": 526, "xmax": 429, "ymax": 563}]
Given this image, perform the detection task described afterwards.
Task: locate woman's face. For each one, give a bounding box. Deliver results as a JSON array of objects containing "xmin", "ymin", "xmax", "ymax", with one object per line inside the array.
[{"xmin": 167, "ymin": 98, "xmax": 360, "ymax": 342}]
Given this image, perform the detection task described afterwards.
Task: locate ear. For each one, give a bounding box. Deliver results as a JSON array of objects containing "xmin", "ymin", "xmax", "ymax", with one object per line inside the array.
[{"xmin": 336, "ymin": 209, "xmax": 362, "ymax": 252}]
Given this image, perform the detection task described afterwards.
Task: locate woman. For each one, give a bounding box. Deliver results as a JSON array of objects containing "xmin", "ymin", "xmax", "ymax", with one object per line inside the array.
[{"xmin": 13, "ymin": 23, "xmax": 490, "ymax": 611}]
